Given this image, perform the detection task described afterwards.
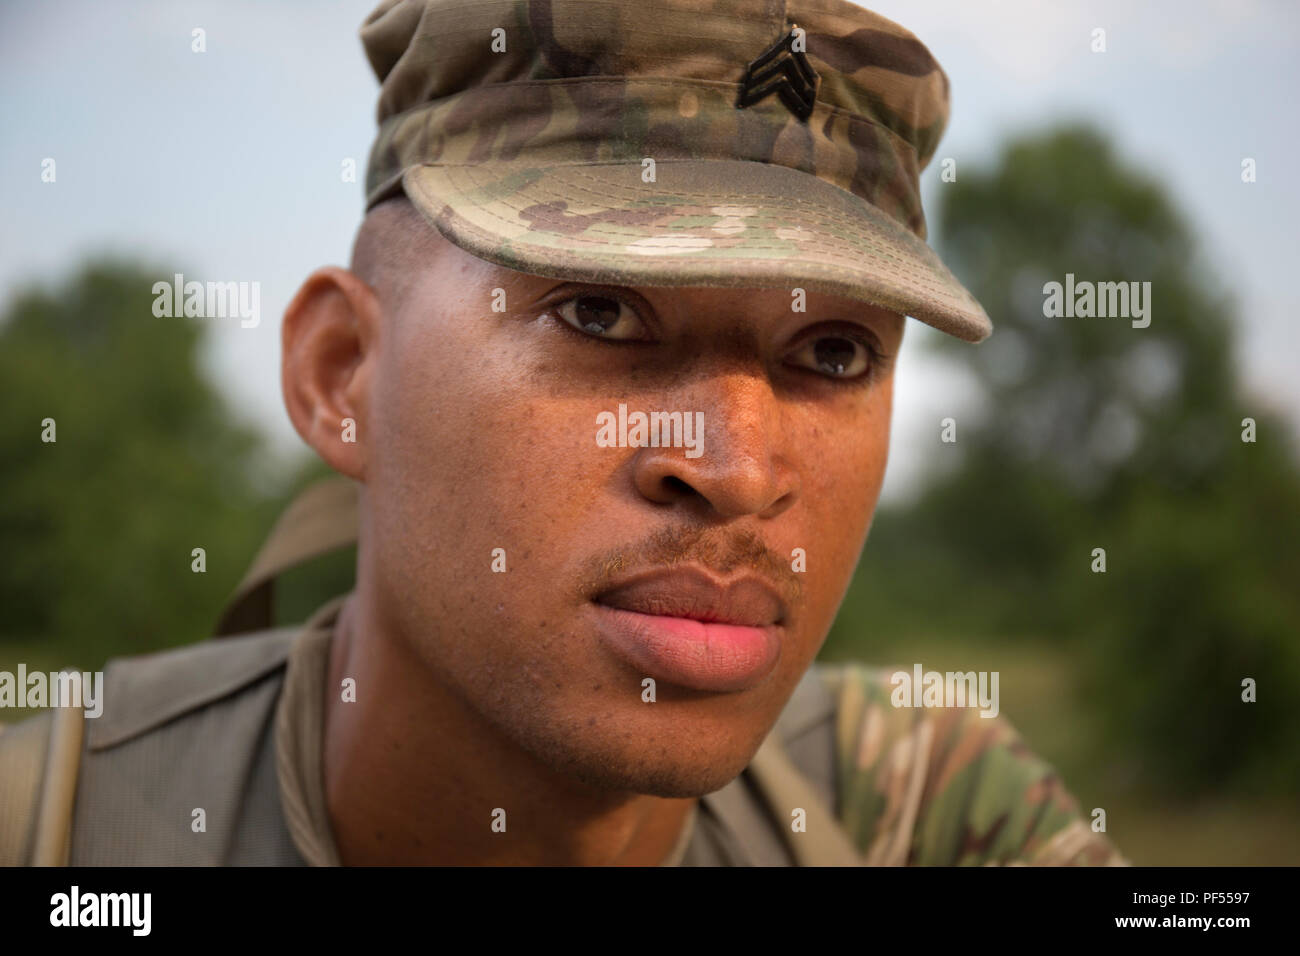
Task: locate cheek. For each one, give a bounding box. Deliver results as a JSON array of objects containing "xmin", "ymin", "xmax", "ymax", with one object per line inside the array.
[
  {"xmin": 831, "ymin": 386, "xmax": 892, "ymax": 516},
  {"xmin": 365, "ymin": 315, "xmax": 612, "ymax": 658},
  {"xmin": 791, "ymin": 387, "xmax": 893, "ymax": 620}
]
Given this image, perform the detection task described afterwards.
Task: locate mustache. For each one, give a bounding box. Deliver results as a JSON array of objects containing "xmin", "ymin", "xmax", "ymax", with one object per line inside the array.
[{"xmin": 577, "ymin": 525, "xmax": 804, "ymax": 606}]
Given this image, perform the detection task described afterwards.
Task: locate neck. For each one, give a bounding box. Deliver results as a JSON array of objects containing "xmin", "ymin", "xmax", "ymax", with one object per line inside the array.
[{"xmin": 321, "ymin": 592, "xmax": 696, "ymax": 865}]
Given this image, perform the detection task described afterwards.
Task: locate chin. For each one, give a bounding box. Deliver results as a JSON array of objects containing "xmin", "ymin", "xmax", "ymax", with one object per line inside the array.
[
  {"xmin": 523, "ymin": 726, "xmax": 758, "ymax": 798},
  {"xmin": 566, "ymin": 756, "xmax": 748, "ymax": 799},
  {"xmin": 457, "ymin": 657, "xmax": 774, "ymax": 798}
]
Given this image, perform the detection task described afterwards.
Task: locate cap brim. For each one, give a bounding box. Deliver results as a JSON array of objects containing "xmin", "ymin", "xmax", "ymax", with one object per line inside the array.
[{"xmin": 401, "ymin": 159, "xmax": 991, "ymax": 343}]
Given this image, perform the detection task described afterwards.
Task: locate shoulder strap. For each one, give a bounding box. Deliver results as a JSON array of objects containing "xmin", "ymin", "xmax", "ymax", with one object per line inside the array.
[
  {"xmin": 0, "ymin": 719, "xmax": 48, "ymax": 865},
  {"xmin": 31, "ymin": 704, "xmax": 85, "ymax": 865},
  {"xmin": 746, "ymin": 732, "xmax": 865, "ymax": 866},
  {"xmin": 732, "ymin": 662, "xmax": 865, "ymax": 865},
  {"xmin": 216, "ymin": 477, "xmax": 359, "ymax": 635},
  {"xmin": 0, "ymin": 702, "xmax": 86, "ymax": 866}
]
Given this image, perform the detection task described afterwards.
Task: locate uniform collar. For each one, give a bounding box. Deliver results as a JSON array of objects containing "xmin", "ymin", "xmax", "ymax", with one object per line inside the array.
[{"xmin": 275, "ymin": 599, "xmax": 345, "ymax": 866}]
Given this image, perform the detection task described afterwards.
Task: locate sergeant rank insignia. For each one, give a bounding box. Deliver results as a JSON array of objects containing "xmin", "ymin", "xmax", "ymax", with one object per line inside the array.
[{"xmin": 734, "ymin": 23, "xmax": 820, "ymax": 122}]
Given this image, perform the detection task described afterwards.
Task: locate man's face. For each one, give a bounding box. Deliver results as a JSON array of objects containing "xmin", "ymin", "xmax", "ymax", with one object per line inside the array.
[{"xmin": 362, "ymin": 219, "xmax": 903, "ymax": 798}]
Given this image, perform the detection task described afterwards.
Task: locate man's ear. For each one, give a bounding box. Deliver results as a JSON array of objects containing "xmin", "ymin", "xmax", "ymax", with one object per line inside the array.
[{"xmin": 281, "ymin": 267, "xmax": 380, "ymax": 481}]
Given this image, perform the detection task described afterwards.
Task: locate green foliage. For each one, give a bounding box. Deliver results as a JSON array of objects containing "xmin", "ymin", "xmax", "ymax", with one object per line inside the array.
[
  {"xmin": 0, "ymin": 262, "xmax": 311, "ymax": 671},
  {"xmin": 827, "ymin": 125, "xmax": 1300, "ymax": 797}
]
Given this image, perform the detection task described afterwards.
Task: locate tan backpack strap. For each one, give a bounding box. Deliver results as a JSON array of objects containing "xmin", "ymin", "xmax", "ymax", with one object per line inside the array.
[
  {"xmin": 0, "ymin": 699, "xmax": 86, "ymax": 867},
  {"xmin": 30, "ymin": 703, "xmax": 86, "ymax": 866},
  {"xmin": 216, "ymin": 477, "xmax": 360, "ymax": 636},
  {"xmin": 746, "ymin": 733, "xmax": 865, "ymax": 866},
  {"xmin": 0, "ymin": 719, "xmax": 49, "ymax": 865}
]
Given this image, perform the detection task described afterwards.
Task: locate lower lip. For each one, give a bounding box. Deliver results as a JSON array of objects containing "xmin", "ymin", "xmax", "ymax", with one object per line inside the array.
[{"xmin": 588, "ymin": 603, "xmax": 781, "ymax": 693}]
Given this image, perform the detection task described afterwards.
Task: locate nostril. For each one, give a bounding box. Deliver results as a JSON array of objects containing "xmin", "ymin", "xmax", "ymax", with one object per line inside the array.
[{"xmin": 662, "ymin": 475, "xmax": 694, "ymax": 497}]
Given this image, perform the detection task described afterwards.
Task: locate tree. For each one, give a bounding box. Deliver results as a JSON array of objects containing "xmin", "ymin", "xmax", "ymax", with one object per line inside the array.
[
  {"xmin": 0, "ymin": 262, "xmax": 295, "ymax": 672},
  {"xmin": 831, "ymin": 125, "xmax": 1300, "ymax": 796}
]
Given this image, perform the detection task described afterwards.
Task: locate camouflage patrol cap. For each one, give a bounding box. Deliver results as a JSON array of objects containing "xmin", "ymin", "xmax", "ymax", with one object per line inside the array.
[{"xmin": 360, "ymin": 0, "xmax": 992, "ymax": 343}]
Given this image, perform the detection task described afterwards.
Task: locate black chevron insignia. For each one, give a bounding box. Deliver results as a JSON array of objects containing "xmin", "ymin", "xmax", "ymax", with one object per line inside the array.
[{"xmin": 735, "ymin": 23, "xmax": 820, "ymax": 122}]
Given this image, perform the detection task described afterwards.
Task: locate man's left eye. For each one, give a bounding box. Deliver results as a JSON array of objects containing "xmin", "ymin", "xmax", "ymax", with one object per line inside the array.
[
  {"xmin": 555, "ymin": 294, "xmax": 647, "ymax": 341},
  {"xmin": 786, "ymin": 335, "xmax": 872, "ymax": 379}
]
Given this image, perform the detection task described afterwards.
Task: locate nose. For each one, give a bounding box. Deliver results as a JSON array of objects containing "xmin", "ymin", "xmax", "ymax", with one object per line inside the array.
[{"xmin": 630, "ymin": 372, "xmax": 799, "ymax": 519}]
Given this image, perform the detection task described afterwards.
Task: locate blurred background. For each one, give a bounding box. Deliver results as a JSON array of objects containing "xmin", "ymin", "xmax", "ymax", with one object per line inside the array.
[{"xmin": 2, "ymin": 0, "xmax": 1298, "ymax": 863}]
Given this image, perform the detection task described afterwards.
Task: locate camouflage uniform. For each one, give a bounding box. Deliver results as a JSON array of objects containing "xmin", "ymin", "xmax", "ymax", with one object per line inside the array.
[{"xmin": 0, "ymin": 0, "xmax": 1124, "ymax": 865}]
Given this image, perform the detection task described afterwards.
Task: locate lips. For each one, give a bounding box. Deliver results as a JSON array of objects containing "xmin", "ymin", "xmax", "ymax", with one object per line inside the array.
[
  {"xmin": 589, "ymin": 567, "xmax": 786, "ymax": 692},
  {"xmin": 594, "ymin": 569, "xmax": 785, "ymax": 627}
]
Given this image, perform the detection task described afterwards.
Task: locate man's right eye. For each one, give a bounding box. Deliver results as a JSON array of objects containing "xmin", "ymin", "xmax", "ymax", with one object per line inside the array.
[{"xmin": 554, "ymin": 294, "xmax": 649, "ymax": 341}]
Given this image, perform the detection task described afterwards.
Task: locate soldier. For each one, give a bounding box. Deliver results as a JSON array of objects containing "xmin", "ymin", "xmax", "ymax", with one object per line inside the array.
[{"xmin": 1, "ymin": 0, "xmax": 1125, "ymax": 866}]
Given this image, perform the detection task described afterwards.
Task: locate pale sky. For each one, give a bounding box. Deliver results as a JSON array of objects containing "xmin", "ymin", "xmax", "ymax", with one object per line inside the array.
[{"xmin": 3, "ymin": 0, "xmax": 1297, "ymax": 502}]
